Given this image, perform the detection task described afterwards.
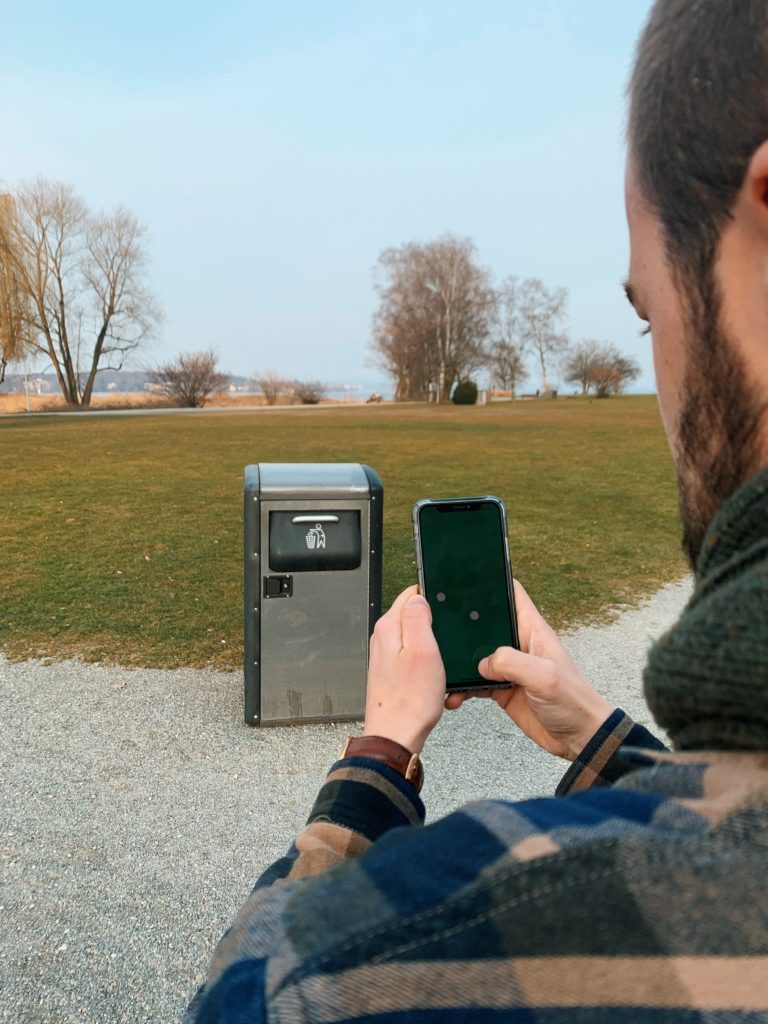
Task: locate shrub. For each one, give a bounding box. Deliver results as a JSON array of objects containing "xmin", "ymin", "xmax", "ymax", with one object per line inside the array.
[
  {"xmin": 292, "ymin": 379, "xmax": 327, "ymax": 405},
  {"xmin": 252, "ymin": 370, "xmax": 290, "ymax": 405},
  {"xmin": 452, "ymin": 379, "xmax": 478, "ymax": 405},
  {"xmin": 149, "ymin": 350, "xmax": 229, "ymax": 408}
]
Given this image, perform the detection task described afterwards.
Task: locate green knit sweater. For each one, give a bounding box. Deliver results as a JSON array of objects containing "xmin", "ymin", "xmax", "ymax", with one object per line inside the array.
[{"xmin": 644, "ymin": 465, "xmax": 768, "ymax": 751}]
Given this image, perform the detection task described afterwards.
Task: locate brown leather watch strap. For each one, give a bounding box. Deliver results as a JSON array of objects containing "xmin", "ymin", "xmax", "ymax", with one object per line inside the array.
[{"xmin": 341, "ymin": 735, "xmax": 424, "ymax": 793}]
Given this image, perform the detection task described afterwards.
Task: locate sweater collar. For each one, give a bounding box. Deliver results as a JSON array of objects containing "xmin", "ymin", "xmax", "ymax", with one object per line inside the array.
[
  {"xmin": 696, "ymin": 465, "xmax": 768, "ymax": 582},
  {"xmin": 643, "ymin": 464, "xmax": 768, "ymax": 752}
]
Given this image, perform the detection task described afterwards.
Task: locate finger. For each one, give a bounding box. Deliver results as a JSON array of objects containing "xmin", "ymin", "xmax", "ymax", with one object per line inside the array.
[
  {"xmin": 444, "ymin": 692, "xmax": 466, "ymax": 710},
  {"xmin": 479, "ymin": 646, "xmax": 558, "ymax": 697},
  {"xmin": 444, "ymin": 690, "xmax": 495, "ymax": 710},
  {"xmin": 512, "ymin": 577, "xmax": 533, "ymax": 607},
  {"xmin": 391, "ymin": 584, "xmax": 419, "ymax": 612},
  {"xmin": 400, "ymin": 593, "xmax": 435, "ymax": 652},
  {"xmin": 486, "ymin": 686, "xmax": 519, "ymax": 711},
  {"xmin": 511, "ymin": 578, "xmax": 542, "ymax": 650},
  {"xmin": 374, "ymin": 585, "xmax": 419, "ymax": 646}
]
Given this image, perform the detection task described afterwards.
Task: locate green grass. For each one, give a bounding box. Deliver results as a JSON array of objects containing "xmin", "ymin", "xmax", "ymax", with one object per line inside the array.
[{"xmin": 0, "ymin": 396, "xmax": 686, "ymax": 668}]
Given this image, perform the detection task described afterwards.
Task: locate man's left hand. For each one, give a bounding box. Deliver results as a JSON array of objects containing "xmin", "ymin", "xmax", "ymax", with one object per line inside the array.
[{"xmin": 362, "ymin": 586, "xmax": 446, "ymax": 754}]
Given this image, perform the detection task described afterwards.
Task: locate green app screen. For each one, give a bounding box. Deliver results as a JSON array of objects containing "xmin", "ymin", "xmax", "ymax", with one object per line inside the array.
[{"xmin": 418, "ymin": 501, "xmax": 515, "ymax": 687}]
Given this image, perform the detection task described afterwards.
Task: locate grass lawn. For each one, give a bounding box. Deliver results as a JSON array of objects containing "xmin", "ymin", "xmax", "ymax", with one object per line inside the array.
[{"xmin": 0, "ymin": 396, "xmax": 686, "ymax": 668}]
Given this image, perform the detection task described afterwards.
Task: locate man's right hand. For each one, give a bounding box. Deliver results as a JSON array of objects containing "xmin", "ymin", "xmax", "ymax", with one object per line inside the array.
[{"xmin": 445, "ymin": 579, "xmax": 613, "ymax": 761}]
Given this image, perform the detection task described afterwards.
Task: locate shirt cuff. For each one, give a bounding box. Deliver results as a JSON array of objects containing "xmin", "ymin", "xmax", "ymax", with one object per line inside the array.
[
  {"xmin": 307, "ymin": 756, "xmax": 425, "ymax": 843},
  {"xmin": 556, "ymin": 708, "xmax": 667, "ymax": 796}
]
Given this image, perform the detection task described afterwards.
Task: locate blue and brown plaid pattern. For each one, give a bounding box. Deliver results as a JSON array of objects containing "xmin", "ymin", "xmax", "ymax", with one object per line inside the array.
[
  {"xmin": 184, "ymin": 712, "xmax": 768, "ymax": 1022},
  {"xmin": 556, "ymin": 708, "xmax": 667, "ymax": 795}
]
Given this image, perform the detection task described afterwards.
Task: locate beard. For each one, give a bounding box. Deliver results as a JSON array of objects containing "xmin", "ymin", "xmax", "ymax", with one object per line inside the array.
[{"xmin": 675, "ymin": 273, "xmax": 764, "ymax": 570}]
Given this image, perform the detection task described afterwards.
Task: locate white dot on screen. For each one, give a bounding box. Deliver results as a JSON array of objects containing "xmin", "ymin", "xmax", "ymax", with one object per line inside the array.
[
  {"xmin": 437, "ymin": 592, "xmax": 446, "ymax": 602},
  {"xmin": 470, "ymin": 610, "xmax": 480, "ymax": 620}
]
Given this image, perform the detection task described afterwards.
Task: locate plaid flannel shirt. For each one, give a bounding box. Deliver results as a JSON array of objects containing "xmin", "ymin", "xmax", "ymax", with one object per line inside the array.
[{"xmin": 185, "ymin": 709, "xmax": 768, "ymax": 1022}]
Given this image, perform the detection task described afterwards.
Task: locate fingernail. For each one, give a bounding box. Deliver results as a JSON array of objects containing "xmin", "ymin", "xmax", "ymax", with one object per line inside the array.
[{"xmin": 406, "ymin": 595, "xmax": 428, "ymax": 608}]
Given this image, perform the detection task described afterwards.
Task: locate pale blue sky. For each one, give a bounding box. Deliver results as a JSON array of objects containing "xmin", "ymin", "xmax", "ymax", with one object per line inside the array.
[{"xmin": 1, "ymin": 0, "xmax": 655, "ymax": 394}]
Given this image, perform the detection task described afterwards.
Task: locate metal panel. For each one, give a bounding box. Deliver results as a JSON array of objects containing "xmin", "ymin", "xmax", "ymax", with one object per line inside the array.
[
  {"xmin": 362, "ymin": 465, "xmax": 383, "ymax": 638},
  {"xmin": 243, "ymin": 465, "xmax": 262, "ymax": 725},
  {"xmin": 258, "ymin": 497, "xmax": 371, "ymax": 725}
]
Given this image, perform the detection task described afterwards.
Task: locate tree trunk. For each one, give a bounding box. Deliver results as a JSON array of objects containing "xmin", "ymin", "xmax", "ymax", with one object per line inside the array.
[
  {"xmin": 61, "ymin": 350, "xmax": 80, "ymax": 405},
  {"xmin": 42, "ymin": 341, "xmax": 69, "ymax": 401},
  {"xmin": 54, "ymin": 273, "xmax": 82, "ymax": 405},
  {"xmin": 540, "ymin": 349, "xmax": 549, "ymax": 393},
  {"xmin": 32, "ymin": 295, "xmax": 74, "ymax": 405},
  {"xmin": 441, "ymin": 302, "xmax": 451, "ymax": 402},
  {"xmin": 81, "ymin": 322, "xmax": 109, "ymax": 406}
]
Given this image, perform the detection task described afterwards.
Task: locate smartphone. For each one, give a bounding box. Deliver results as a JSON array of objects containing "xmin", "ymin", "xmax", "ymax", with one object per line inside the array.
[{"xmin": 412, "ymin": 496, "xmax": 519, "ymax": 691}]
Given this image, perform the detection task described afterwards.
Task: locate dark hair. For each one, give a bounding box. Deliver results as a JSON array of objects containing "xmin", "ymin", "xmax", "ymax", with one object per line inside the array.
[{"xmin": 629, "ymin": 0, "xmax": 768, "ymax": 280}]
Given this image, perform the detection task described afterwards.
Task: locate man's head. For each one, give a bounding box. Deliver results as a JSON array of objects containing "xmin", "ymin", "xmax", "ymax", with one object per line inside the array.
[{"xmin": 625, "ymin": 0, "xmax": 768, "ymax": 568}]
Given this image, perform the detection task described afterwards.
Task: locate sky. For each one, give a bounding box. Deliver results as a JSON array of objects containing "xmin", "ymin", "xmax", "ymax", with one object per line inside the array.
[{"xmin": 1, "ymin": 0, "xmax": 655, "ymax": 395}]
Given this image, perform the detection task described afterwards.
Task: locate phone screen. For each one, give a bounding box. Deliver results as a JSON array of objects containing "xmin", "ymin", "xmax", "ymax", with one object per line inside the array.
[{"xmin": 416, "ymin": 499, "xmax": 518, "ymax": 688}]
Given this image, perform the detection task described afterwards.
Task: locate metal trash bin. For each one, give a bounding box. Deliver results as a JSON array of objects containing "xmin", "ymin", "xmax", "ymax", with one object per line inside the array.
[{"xmin": 243, "ymin": 463, "xmax": 383, "ymax": 726}]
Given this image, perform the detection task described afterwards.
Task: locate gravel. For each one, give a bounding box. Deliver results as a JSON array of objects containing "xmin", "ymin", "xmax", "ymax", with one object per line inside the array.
[{"xmin": 1, "ymin": 575, "xmax": 693, "ymax": 1023}]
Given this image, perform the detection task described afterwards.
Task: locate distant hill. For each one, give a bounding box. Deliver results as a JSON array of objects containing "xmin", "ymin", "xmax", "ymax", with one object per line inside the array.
[
  {"xmin": 2, "ymin": 370, "xmax": 252, "ymax": 394},
  {"xmin": 1, "ymin": 370, "xmax": 391, "ymax": 400}
]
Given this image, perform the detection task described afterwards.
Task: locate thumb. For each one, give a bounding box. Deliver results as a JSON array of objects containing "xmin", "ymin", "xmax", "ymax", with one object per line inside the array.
[
  {"xmin": 479, "ymin": 646, "xmax": 557, "ymax": 697},
  {"xmin": 401, "ymin": 594, "xmax": 433, "ymax": 648}
]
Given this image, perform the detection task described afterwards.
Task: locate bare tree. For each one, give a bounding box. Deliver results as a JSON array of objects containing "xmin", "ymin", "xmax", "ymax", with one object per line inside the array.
[
  {"xmin": 370, "ymin": 235, "xmax": 494, "ymax": 402},
  {"xmin": 488, "ymin": 342, "xmax": 528, "ymax": 396},
  {"xmin": 253, "ymin": 370, "xmax": 288, "ymax": 405},
  {"xmin": 563, "ymin": 340, "xmax": 640, "ymax": 397},
  {"xmin": 517, "ymin": 278, "xmax": 569, "ymax": 393},
  {"xmin": 292, "ymin": 379, "xmax": 327, "ymax": 404},
  {"xmin": 3, "ymin": 178, "xmax": 160, "ymax": 406},
  {"xmin": 488, "ymin": 275, "xmax": 527, "ymax": 396},
  {"xmin": 0, "ymin": 194, "xmax": 34, "ymax": 385},
  {"xmin": 370, "ymin": 243, "xmax": 438, "ymax": 402},
  {"xmin": 591, "ymin": 346, "xmax": 640, "ymax": 397},
  {"xmin": 612, "ymin": 353, "xmax": 641, "ymax": 393},
  {"xmin": 149, "ymin": 350, "xmax": 229, "ymax": 407},
  {"xmin": 562, "ymin": 339, "xmax": 603, "ymax": 395}
]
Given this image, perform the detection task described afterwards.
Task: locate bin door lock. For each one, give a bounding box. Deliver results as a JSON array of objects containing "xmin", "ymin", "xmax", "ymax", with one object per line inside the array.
[{"xmin": 264, "ymin": 574, "xmax": 293, "ymax": 598}]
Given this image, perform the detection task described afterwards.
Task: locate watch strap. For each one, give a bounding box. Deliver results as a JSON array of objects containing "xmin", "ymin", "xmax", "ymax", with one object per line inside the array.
[{"xmin": 341, "ymin": 735, "xmax": 424, "ymax": 793}]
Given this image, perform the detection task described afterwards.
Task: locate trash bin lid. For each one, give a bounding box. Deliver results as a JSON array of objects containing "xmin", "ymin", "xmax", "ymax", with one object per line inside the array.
[{"xmin": 256, "ymin": 463, "xmax": 372, "ymax": 499}]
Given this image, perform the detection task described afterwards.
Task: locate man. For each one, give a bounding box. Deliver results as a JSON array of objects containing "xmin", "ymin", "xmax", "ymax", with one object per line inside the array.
[{"xmin": 186, "ymin": 1, "xmax": 768, "ymax": 1019}]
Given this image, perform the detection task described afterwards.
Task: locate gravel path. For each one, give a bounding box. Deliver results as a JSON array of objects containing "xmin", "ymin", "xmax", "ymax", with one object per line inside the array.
[{"xmin": 1, "ymin": 576, "xmax": 693, "ymax": 1024}]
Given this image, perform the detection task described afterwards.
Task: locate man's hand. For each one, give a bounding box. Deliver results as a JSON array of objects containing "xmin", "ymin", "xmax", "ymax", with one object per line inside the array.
[
  {"xmin": 363, "ymin": 586, "xmax": 447, "ymax": 754},
  {"xmin": 445, "ymin": 579, "xmax": 613, "ymax": 761}
]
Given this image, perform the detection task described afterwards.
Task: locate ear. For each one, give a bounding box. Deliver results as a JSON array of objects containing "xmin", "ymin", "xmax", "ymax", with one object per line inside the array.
[{"xmin": 742, "ymin": 139, "xmax": 768, "ymax": 235}]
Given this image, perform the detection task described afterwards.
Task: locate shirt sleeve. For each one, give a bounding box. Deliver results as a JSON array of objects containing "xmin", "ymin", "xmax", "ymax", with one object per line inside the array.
[
  {"xmin": 264, "ymin": 755, "xmax": 425, "ymax": 884},
  {"xmin": 183, "ymin": 757, "xmax": 423, "ymax": 1021},
  {"xmin": 556, "ymin": 708, "xmax": 668, "ymax": 796}
]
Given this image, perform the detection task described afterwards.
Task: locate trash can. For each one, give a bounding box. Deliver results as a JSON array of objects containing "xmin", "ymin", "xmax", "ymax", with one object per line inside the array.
[{"xmin": 243, "ymin": 463, "xmax": 383, "ymax": 726}]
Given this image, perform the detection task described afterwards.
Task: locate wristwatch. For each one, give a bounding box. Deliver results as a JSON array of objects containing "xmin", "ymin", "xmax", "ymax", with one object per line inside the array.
[{"xmin": 340, "ymin": 735, "xmax": 424, "ymax": 793}]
